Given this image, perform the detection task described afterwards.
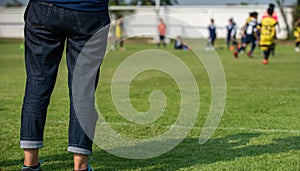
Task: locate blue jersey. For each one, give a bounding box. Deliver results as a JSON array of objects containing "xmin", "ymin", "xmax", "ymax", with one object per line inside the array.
[
  {"xmin": 208, "ymin": 24, "xmax": 216, "ymax": 39},
  {"xmin": 31, "ymin": 0, "xmax": 109, "ymax": 11},
  {"xmin": 226, "ymin": 22, "xmax": 237, "ymax": 39}
]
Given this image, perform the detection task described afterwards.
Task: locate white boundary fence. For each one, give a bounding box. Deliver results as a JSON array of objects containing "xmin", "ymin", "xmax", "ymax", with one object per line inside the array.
[{"xmin": 0, "ymin": 5, "xmax": 294, "ymax": 39}]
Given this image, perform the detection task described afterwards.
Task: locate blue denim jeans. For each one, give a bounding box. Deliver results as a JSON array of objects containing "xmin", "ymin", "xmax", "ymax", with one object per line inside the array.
[{"xmin": 20, "ymin": 1, "xmax": 110, "ymax": 155}]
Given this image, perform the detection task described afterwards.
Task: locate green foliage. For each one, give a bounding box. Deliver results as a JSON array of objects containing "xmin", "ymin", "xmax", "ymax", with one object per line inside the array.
[
  {"xmin": 240, "ymin": 2, "xmax": 249, "ymax": 5},
  {"xmin": 0, "ymin": 39, "xmax": 300, "ymax": 170},
  {"xmin": 293, "ymin": 2, "xmax": 300, "ymax": 23},
  {"xmin": 109, "ymin": 0, "xmax": 127, "ymax": 6},
  {"xmin": 5, "ymin": 0, "xmax": 23, "ymax": 7},
  {"xmin": 159, "ymin": 0, "xmax": 178, "ymax": 5},
  {"xmin": 274, "ymin": 0, "xmax": 293, "ymax": 39},
  {"xmin": 109, "ymin": 0, "xmax": 178, "ymax": 6},
  {"xmin": 129, "ymin": 0, "xmax": 154, "ymax": 5}
]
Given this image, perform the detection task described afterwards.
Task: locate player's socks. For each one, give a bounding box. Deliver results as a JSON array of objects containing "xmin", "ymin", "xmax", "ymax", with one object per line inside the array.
[
  {"xmin": 263, "ymin": 50, "xmax": 270, "ymax": 65},
  {"xmin": 250, "ymin": 43, "xmax": 256, "ymax": 54},
  {"xmin": 237, "ymin": 46, "xmax": 244, "ymax": 53},
  {"xmin": 271, "ymin": 44, "xmax": 276, "ymax": 56}
]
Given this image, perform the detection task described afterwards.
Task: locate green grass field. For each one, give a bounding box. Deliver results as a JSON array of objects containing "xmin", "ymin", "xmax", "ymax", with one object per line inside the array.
[{"xmin": 0, "ymin": 39, "xmax": 300, "ymax": 171}]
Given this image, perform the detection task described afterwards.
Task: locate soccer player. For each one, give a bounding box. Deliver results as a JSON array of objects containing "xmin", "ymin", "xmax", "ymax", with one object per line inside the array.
[
  {"xmin": 174, "ymin": 36, "xmax": 189, "ymax": 50},
  {"xmin": 245, "ymin": 12, "xmax": 254, "ymax": 25},
  {"xmin": 259, "ymin": 8, "xmax": 278, "ymax": 64},
  {"xmin": 262, "ymin": 3, "xmax": 279, "ymax": 22},
  {"xmin": 226, "ymin": 18, "xmax": 238, "ymax": 50},
  {"xmin": 207, "ymin": 18, "xmax": 217, "ymax": 51},
  {"xmin": 20, "ymin": 0, "xmax": 110, "ymax": 170},
  {"xmin": 157, "ymin": 18, "xmax": 167, "ymax": 48},
  {"xmin": 234, "ymin": 12, "xmax": 259, "ymax": 58},
  {"xmin": 261, "ymin": 3, "xmax": 280, "ymax": 56},
  {"xmin": 115, "ymin": 15, "xmax": 125, "ymax": 51},
  {"xmin": 294, "ymin": 18, "xmax": 300, "ymax": 52}
]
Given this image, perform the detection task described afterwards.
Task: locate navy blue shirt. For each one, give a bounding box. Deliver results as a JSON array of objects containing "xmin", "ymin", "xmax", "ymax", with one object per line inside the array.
[
  {"xmin": 244, "ymin": 18, "xmax": 258, "ymax": 37},
  {"xmin": 226, "ymin": 22, "xmax": 237, "ymax": 39},
  {"xmin": 208, "ymin": 24, "xmax": 216, "ymax": 39},
  {"xmin": 32, "ymin": 0, "xmax": 109, "ymax": 11}
]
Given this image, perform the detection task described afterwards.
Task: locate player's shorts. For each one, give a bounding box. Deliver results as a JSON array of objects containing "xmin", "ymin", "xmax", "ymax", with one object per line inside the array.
[
  {"xmin": 209, "ymin": 37, "xmax": 216, "ymax": 43},
  {"xmin": 160, "ymin": 35, "xmax": 165, "ymax": 40},
  {"xmin": 242, "ymin": 35, "xmax": 255, "ymax": 44},
  {"xmin": 260, "ymin": 43, "xmax": 274, "ymax": 51}
]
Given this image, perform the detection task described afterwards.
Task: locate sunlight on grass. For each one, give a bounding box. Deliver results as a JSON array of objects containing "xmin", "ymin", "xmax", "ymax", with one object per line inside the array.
[{"xmin": 0, "ymin": 39, "xmax": 299, "ymax": 170}]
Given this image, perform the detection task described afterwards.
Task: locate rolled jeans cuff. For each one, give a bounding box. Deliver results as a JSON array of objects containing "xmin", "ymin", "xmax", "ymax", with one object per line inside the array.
[
  {"xmin": 20, "ymin": 140, "xmax": 43, "ymax": 149},
  {"xmin": 68, "ymin": 146, "xmax": 92, "ymax": 156}
]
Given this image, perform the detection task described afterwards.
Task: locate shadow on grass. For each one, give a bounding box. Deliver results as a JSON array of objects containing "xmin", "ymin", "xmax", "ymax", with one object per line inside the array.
[
  {"xmin": 2, "ymin": 133, "xmax": 300, "ymax": 170},
  {"xmin": 0, "ymin": 108, "xmax": 8, "ymax": 111}
]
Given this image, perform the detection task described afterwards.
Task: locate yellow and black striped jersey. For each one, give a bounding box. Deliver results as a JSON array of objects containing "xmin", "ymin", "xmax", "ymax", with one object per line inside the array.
[
  {"xmin": 294, "ymin": 21, "xmax": 300, "ymax": 42},
  {"xmin": 260, "ymin": 17, "xmax": 277, "ymax": 46}
]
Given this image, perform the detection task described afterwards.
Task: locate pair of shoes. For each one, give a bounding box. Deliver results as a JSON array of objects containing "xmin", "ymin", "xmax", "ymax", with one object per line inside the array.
[
  {"xmin": 21, "ymin": 160, "xmax": 44, "ymax": 171},
  {"xmin": 21, "ymin": 161, "xmax": 93, "ymax": 171},
  {"xmin": 21, "ymin": 166, "xmax": 42, "ymax": 171},
  {"xmin": 263, "ymin": 59, "xmax": 268, "ymax": 65},
  {"xmin": 233, "ymin": 51, "xmax": 238, "ymax": 58}
]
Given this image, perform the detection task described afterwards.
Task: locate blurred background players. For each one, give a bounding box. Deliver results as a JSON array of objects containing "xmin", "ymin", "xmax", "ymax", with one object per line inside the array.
[
  {"xmin": 115, "ymin": 15, "xmax": 125, "ymax": 51},
  {"xmin": 207, "ymin": 18, "xmax": 217, "ymax": 51},
  {"xmin": 234, "ymin": 12, "xmax": 259, "ymax": 58},
  {"xmin": 294, "ymin": 18, "xmax": 300, "ymax": 52},
  {"xmin": 157, "ymin": 18, "xmax": 167, "ymax": 48},
  {"xmin": 261, "ymin": 3, "xmax": 280, "ymax": 56},
  {"xmin": 226, "ymin": 18, "xmax": 238, "ymax": 50},
  {"xmin": 174, "ymin": 36, "xmax": 189, "ymax": 50},
  {"xmin": 262, "ymin": 3, "xmax": 279, "ymax": 25},
  {"xmin": 259, "ymin": 8, "xmax": 278, "ymax": 65}
]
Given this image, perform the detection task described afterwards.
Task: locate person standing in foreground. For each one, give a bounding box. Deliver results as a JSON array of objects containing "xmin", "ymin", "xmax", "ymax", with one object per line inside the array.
[
  {"xmin": 157, "ymin": 18, "xmax": 167, "ymax": 48},
  {"xmin": 20, "ymin": 0, "xmax": 110, "ymax": 171},
  {"xmin": 259, "ymin": 8, "xmax": 278, "ymax": 65}
]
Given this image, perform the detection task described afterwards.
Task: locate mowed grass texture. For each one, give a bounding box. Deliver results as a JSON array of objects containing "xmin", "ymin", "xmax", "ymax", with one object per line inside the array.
[{"xmin": 0, "ymin": 39, "xmax": 300, "ymax": 171}]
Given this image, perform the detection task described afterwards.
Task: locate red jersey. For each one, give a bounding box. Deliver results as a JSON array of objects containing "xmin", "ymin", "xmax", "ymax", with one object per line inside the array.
[
  {"xmin": 158, "ymin": 22, "xmax": 166, "ymax": 36},
  {"xmin": 261, "ymin": 11, "xmax": 278, "ymax": 22}
]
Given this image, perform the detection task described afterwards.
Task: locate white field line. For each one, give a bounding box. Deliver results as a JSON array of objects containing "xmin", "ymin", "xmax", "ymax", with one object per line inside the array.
[
  {"xmin": 48, "ymin": 121, "xmax": 300, "ymax": 134},
  {"xmin": 229, "ymin": 87, "xmax": 300, "ymax": 91},
  {"xmin": 105, "ymin": 122, "xmax": 300, "ymax": 134},
  {"xmin": 207, "ymin": 127, "xmax": 300, "ymax": 134}
]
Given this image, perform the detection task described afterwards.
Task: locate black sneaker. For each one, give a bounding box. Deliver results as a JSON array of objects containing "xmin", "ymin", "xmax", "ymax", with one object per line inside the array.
[{"xmin": 21, "ymin": 163, "xmax": 42, "ymax": 171}]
